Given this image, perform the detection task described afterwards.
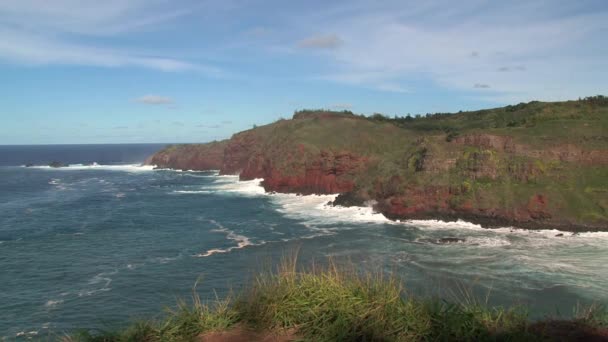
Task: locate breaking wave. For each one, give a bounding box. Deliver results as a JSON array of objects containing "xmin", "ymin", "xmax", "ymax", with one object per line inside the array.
[
  {"xmin": 26, "ymin": 163, "xmax": 155, "ymax": 172},
  {"xmin": 189, "ymin": 175, "xmax": 608, "ymax": 249},
  {"xmin": 195, "ymin": 220, "xmax": 261, "ymax": 257}
]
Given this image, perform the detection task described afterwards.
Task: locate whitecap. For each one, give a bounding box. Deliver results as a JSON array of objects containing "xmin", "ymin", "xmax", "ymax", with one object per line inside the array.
[
  {"xmin": 269, "ymin": 192, "xmax": 391, "ymax": 225},
  {"xmin": 78, "ymin": 288, "xmax": 111, "ymax": 297},
  {"xmin": 212, "ymin": 178, "xmax": 267, "ymax": 196},
  {"xmin": 171, "ymin": 190, "xmax": 213, "ymax": 194},
  {"xmin": 155, "ymin": 255, "xmax": 182, "ymax": 264},
  {"xmin": 44, "ymin": 299, "xmax": 63, "ymax": 307},
  {"xmin": 465, "ymin": 236, "xmax": 511, "ymax": 247},
  {"xmin": 161, "ymin": 168, "xmax": 220, "ymax": 173},
  {"xmin": 78, "ymin": 270, "xmax": 115, "ymax": 296},
  {"xmin": 195, "ymin": 220, "xmax": 260, "ymax": 257},
  {"xmin": 30, "ymin": 163, "xmax": 155, "ymax": 172}
]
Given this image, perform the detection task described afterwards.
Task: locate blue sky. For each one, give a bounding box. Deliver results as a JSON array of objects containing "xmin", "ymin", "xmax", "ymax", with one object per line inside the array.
[{"xmin": 1, "ymin": 0, "xmax": 607, "ymax": 144}]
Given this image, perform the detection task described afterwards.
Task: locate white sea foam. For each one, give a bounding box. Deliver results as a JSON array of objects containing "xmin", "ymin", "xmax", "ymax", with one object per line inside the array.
[
  {"xmin": 269, "ymin": 192, "xmax": 391, "ymax": 225},
  {"xmin": 193, "ymin": 175, "xmax": 389, "ymax": 225},
  {"xmin": 154, "ymin": 254, "xmax": 182, "ymax": 264},
  {"xmin": 170, "ymin": 169, "xmax": 220, "ymax": 173},
  {"xmin": 211, "ymin": 178, "xmax": 266, "ymax": 196},
  {"xmin": 182, "ymin": 173, "xmax": 222, "ymax": 178},
  {"xmin": 28, "ymin": 163, "xmax": 155, "ymax": 172},
  {"xmin": 178, "ymin": 174, "xmax": 608, "ymax": 248},
  {"xmin": 44, "ymin": 299, "xmax": 63, "ymax": 307},
  {"xmin": 78, "ymin": 270, "xmax": 115, "ymax": 297},
  {"xmin": 464, "ymin": 236, "xmax": 511, "ymax": 247},
  {"xmin": 196, "ymin": 219, "xmax": 259, "ymax": 257},
  {"xmin": 172, "ymin": 190, "xmax": 214, "ymax": 194}
]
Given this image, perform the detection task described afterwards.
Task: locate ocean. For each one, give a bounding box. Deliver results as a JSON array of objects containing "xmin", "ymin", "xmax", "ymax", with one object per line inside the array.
[{"xmin": 1, "ymin": 144, "xmax": 607, "ymax": 339}]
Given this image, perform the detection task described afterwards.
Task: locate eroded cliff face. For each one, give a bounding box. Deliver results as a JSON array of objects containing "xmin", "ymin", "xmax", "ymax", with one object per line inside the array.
[
  {"xmin": 249, "ymin": 151, "xmax": 368, "ymax": 194},
  {"xmin": 220, "ymin": 131, "xmax": 260, "ymax": 175},
  {"xmin": 376, "ymin": 190, "xmax": 554, "ymax": 230},
  {"xmin": 145, "ymin": 141, "xmax": 227, "ymax": 170}
]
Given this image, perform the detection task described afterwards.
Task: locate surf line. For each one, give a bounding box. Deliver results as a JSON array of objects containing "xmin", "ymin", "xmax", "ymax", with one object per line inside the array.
[{"xmin": 195, "ymin": 219, "xmax": 261, "ymax": 257}]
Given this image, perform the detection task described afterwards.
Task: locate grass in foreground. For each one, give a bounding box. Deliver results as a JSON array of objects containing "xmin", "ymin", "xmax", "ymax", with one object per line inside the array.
[{"xmin": 66, "ymin": 256, "xmax": 608, "ymax": 342}]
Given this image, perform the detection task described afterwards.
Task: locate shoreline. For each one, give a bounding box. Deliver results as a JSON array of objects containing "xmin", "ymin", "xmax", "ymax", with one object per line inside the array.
[
  {"xmin": 159, "ymin": 166, "xmax": 608, "ymax": 233},
  {"xmin": 20, "ymin": 162, "xmax": 606, "ymax": 233}
]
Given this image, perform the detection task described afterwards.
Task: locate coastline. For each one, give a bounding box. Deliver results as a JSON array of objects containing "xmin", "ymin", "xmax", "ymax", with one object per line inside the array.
[{"xmin": 156, "ymin": 165, "xmax": 608, "ymax": 233}]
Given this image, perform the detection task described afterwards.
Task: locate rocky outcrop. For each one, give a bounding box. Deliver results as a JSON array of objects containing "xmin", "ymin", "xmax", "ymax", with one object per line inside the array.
[
  {"xmin": 376, "ymin": 189, "xmax": 568, "ymax": 230},
  {"xmin": 241, "ymin": 150, "xmax": 368, "ymax": 194},
  {"xmin": 221, "ymin": 131, "xmax": 259, "ymax": 175},
  {"xmin": 144, "ymin": 141, "xmax": 227, "ymax": 170},
  {"xmin": 48, "ymin": 161, "xmax": 67, "ymax": 168},
  {"xmin": 263, "ymin": 152, "xmax": 367, "ymax": 194}
]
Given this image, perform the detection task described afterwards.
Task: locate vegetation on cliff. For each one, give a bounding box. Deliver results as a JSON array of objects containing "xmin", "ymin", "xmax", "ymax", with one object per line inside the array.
[
  {"xmin": 68, "ymin": 257, "xmax": 608, "ymax": 341},
  {"xmin": 146, "ymin": 97, "xmax": 608, "ymax": 231}
]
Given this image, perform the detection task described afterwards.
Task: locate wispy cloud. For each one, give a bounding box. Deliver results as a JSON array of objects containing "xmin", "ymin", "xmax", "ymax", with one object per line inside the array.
[
  {"xmin": 330, "ymin": 103, "xmax": 353, "ymax": 110},
  {"xmin": 135, "ymin": 95, "xmax": 173, "ymax": 105},
  {"xmin": 0, "ymin": 0, "xmax": 192, "ymax": 36},
  {"xmin": 197, "ymin": 124, "xmax": 221, "ymax": 129},
  {"xmin": 282, "ymin": 0, "xmax": 608, "ymax": 101},
  {"xmin": 0, "ymin": 1, "xmax": 223, "ymax": 74},
  {"xmin": 497, "ymin": 65, "xmax": 527, "ymax": 72},
  {"xmin": 297, "ymin": 34, "xmax": 343, "ymax": 49}
]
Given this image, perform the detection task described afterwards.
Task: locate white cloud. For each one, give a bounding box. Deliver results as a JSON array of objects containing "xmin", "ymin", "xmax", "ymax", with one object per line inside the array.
[
  {"xmin": 0, "ymin": 0, "xmax": 187, "ymax": 36},
  {"xmin": 135, "ymin": 95, "xmax": 173, "ymax": 105},
  {"xmin": 0, "ymin": 28, "xmax": 202, "ymax": 71},
  {"xmin": 0, "ymin": 1, "xmax": 223, "ymax": 74},
  {"xmin": 285, "ymin": 0, "xmax": 608, "ymax": 102}
]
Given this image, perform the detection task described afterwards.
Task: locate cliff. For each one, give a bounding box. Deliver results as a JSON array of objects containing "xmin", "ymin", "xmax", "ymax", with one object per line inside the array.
[
  {"xmin": 146, "ymin": 98, "xmax": 608, "ymax": 231},
  {"xmin": 145, "ymin": 140, "xmax": 227, "ymax": 171}
]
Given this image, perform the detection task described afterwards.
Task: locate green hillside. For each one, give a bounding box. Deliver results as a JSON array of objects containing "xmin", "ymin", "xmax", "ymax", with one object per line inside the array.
[{"xmin": 147, "ymin": 97, "xmax": 608, "ymax": 231}]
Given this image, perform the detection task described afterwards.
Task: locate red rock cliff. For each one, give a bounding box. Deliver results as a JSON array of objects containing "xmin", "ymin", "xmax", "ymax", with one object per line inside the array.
[{"xmin": 144, "ymin": 141, "xmax": 227, "ymax": 170}]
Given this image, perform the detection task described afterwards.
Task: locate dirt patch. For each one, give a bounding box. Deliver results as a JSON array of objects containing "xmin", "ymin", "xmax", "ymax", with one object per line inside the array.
[
  {"xmin": 198, "ymin": 326, "xmax": 298, "ymax": 342},
  {"xmin": 529, "ymin": 320, "xmax": 608, "ymax": 341}
]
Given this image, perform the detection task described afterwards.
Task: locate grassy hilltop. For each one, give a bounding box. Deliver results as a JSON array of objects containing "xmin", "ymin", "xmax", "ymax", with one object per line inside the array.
[
  {"xmin": 68, "ymin": 257, "xmax": 608, "ymax": 341},
  {"xmin": 147, "ymin": 96, "xmax": 608, "ymax": 231}
]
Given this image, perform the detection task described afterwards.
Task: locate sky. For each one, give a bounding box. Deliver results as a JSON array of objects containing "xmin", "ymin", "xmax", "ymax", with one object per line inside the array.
[{"xmin": 1, "ymin": 0, "xmax": 607, "ymax": 144}]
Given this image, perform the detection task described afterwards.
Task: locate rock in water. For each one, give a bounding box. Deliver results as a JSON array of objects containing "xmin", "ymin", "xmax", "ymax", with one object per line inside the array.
[{"xmin": 48, "ymin": 161, "xmax": 67, "ymax": 168}]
